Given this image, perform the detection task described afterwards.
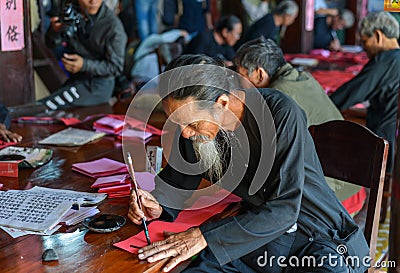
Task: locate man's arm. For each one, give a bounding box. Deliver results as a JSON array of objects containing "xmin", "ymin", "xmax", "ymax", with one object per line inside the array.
[{"xmin": 330, "ymin": 58, "xmax": 386, "ymax": 110}]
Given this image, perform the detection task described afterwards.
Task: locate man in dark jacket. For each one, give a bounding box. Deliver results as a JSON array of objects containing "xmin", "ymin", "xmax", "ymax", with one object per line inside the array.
[
  {"xmin": 128, "ymin": 54, "xmax": 369, "ymax": 273},
  {"xmin": 184, "ymin": 15, "xmax": 242, "ymax": 63},
  {"xmin": 330, "ymin": 11, "xmax": 400, "ymax": 173},
  {"xmin": 238, "ymin": 0, "xmax": 298, "ymax": 47},
  {"xmin": 41, "ymin": 0, "xmax": 127, "ymax": 109}
]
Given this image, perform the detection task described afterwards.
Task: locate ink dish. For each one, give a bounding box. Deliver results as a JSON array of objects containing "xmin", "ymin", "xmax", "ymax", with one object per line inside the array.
[{"xmin": 83, "ymin": 214, "xmax": 126, "ymax": 233}]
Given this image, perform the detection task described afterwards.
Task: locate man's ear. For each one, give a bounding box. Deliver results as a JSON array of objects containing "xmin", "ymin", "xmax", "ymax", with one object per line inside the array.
[
  {"xmin": 256, "ymin": 67, "xmax": 270, "ymax": 85},
  {"xmin": 375, "ymin": 30, "xmax": 384, "ymax": 45},
  {"xmin": 216, "ymin": 94, "xmax": 230, "ymax": 110}
]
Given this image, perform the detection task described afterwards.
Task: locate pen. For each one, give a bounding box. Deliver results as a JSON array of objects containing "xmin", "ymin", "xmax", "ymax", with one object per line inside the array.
[{"xmin": 127, "ymin": 152, "xmax": 151, "ymax": 245}]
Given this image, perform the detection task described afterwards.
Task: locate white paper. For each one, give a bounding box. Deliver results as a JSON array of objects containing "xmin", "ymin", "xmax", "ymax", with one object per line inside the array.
[
  {"xmin": 28, "ymin": 186, "xmax": 107, "ymax": 205},
  {"xmin": 290, "ymin": 57, "xmax": 319, "ymax": 67},
  {"xmin": 1, "ymin": 225, "xmax": 61, "ymax": 238},
  {"xmin": 341, "ymin": 45, "xmax": 363, "ymax": 53},
  {"xmin": 38, "ymin": 128, "xmax": 105, "ymax": 146},
  {"xmin": 60, "ymin": 207, "xmax": 100, "ymax": 226},
  {"xmin": 0, "ymin": 190, "xmax": 72, "ymax": 232}
]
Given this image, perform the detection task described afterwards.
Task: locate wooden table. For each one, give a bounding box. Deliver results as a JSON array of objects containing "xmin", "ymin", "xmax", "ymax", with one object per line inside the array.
[{"xmin": 0, "ymin": 104, "xmax": 169, "ymax": 273}]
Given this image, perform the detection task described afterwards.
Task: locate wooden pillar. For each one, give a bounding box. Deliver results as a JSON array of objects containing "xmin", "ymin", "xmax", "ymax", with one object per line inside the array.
[
  {"xmin": 281, "ymin": 0, "xmax": 314, "ymax": 54},
  {"xmin": 0, "ymin": 0, "xmax": 35, "ymax": 106},
  {"xmin": 345, "ymin": 0, "xmax": 368, "ymax": 46}
]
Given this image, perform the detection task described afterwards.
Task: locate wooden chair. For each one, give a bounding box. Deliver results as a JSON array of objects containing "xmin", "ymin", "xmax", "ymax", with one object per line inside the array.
[
  {"xmin": 388, "ymin": 88, "xmax": 400, "ymax": 273},
  {"xmin": 309, "ymin": 120, "xmax": 389, "ymax": 262}
]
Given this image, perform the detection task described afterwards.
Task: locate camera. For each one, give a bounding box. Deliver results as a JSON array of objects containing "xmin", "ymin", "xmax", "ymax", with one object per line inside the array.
[{"xmin": 60, "ymin": 2, "xmax": 84, "ymax": 40}]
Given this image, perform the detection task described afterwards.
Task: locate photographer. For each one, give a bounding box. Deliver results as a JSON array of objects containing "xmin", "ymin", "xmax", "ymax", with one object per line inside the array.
[{"xmin": 41, "ymin": 0, "xmax": 127, "ymax": 109}]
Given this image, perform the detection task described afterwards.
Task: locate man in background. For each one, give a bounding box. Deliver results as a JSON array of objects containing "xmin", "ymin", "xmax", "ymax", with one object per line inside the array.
[
  {"xmin": 314, "ymin": 9, "xmax": 355, "ymax": 51},
  {"xmin": 234, "ymin": 38, "xmax": 364, "ymax": 207},
  {"xmin": 330, "ymin": 11, "xmax": 400, "ymax": 174},
  {"xmin": 238, "ymin": 0, "xmax": 298, "ymax": 47},
  {"xmin": 184, "ymin": 15, "xmax": 242, "ymax": 64},
  {"xmin": 42, "ymin": 0, "xmax": 127, "ymax": 110}
]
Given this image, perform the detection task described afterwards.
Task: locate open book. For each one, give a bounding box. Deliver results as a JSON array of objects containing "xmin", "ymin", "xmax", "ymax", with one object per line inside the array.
[
  {"xmin": 39, "ymin": 128, "xmax": 105, "ymax": 146},
  {"xmin": 0, "ymin": 187, "xmax": 106, "ymax": 232}
]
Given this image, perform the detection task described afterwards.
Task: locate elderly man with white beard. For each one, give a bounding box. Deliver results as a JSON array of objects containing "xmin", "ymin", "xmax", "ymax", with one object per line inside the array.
[{"xmin": 128, "ymin": 54, "xmax": 369, "ymax": 273}]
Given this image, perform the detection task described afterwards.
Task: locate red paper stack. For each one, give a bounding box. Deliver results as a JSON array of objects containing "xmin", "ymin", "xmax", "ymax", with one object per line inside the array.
[
  {"xmin": 91, "ymin": 174, "xmax": 132, "ymax": 198},
  {"xmin": 93, "ymin": 116, "xmax": 125, "ymax": 135}
]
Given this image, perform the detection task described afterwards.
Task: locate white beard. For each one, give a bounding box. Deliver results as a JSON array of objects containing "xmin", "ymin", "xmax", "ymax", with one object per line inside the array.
[{"xmin": 190, "ymin": 130, "xmax": 234, "ymax": 182}]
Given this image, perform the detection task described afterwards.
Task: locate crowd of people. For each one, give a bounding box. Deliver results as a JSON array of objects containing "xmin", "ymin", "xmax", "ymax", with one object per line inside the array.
[{"xmin": 3, "ymin": 0, "xmax": 400, "ymax": 272}]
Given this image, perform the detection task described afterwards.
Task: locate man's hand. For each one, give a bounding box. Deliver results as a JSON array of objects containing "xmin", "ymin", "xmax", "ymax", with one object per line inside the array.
[
  {"xmin": 128, "ymin": 189, "xmax": 162, "ymax": 225},
  {"xmin": 329, "ymin": 39, "xmax": 341, "ymax": 51},
  {"xmin": 62, "ymin": 53, "xmax": 84, "ymax": 74},
  {"xmin": 50, "ymin": 16, "xmax": 63, "ymax": 32},
  {"xmin": 0, "ymin": 124, "xmax": 22, "ymax": 143},
  {"xmin": 138, "ymin": 227, "xmax": 207, "ymax": 272}
]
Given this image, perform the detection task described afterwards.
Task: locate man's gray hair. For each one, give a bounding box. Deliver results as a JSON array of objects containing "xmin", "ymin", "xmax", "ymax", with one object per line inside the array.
[
  {"xmin": 360, "ymin": 11, "xmax": 399, "ymax": 39},
  {"xmin": 274, "ymin": 0, "xmax": 299, "ymax": 16},
  {"xmin": 233, "ymin": 37, "xmax": 286, "ymax": 80}
]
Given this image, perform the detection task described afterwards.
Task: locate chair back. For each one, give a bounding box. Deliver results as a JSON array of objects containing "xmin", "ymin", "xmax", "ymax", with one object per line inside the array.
[{"xmin": 309, "ymin": 120, "xmax": 388, "ymax": 259}]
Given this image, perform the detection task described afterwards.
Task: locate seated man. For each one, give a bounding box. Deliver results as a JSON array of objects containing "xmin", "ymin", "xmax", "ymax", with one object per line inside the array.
[
  {"xmin": 128, "ymin": 54, "xmax": 369, "ymax": 272},
  {"xmin": 41, "ymin": 0, "xmax": 127, "ymax": 110},
  {"xmin": 238, "ymin": 0, "xmax": 298, "ymax": 47},
  {"xmin": 234, "ymin": 37, "xmax": 342, "ymax": 127},
  {"xmin": 330, "ymin": 11, "xmax": 400, "ymax": 174},
  {"xmin": 314, "ymin": 9, "xmax": 354, "ymax": 51},
  {"xmin": 184, "ymin": 15, "xmax": 242, "ymax": 64},
  {"xmin": 233, "ymin": 37, "xmax": 363, "ymax": 206}
]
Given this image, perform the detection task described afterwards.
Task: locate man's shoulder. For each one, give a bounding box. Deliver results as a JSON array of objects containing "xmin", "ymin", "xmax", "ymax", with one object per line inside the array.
[
  {"xmin": 248, "ymin": 88, "xmax": 307, "ymax": 129},
  {"xmin": 98, "ymin": 4, "xmax": 125, "ymax": 27},
  {"xmin": 250, "ymin": 88, "xmax": 301, "ymax": 111},
  {"xmin": 376, "ymin": 49, "xmax": 400, "ymax": 63}
]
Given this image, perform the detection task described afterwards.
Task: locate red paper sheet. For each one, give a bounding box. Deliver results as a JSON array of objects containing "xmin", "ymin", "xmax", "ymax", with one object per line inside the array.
[
  {"xmin": 114, "ymin": 190, "xmax": 241, "ymax": 254},
  {"xmin": 98, "ymin": 183, "xmax": 132, "ymax": 193},
  {"xmin": 285, "ymin": 51, "xmax": 369, "ymax": 66},
  {"xmin": 13, "ymin": 116, "xmax": 81, "ymax": 125},
  {"xmin": 108, "ymin": 114, "xmax": 165, "ymax": 136},
  {"xmin": 107, "ymin": 190, "xmax": 132, "ymax": 198},
  {"xmin": 0, "ymin": 140, "xmax": 17, "ymax": 150},
  {"xmin": 72, "ymin": 158, "xmax": 128, "ymax": 178},
  {"xmin": 91, "ymin": 174, "xmax": 130, "ymax": 188},
  {"xmin": 135, "ymin": 172, "xmax": 156, "ymax": 192},
  {"xmin": 93, "ymin": 116, "xmax": 125, "ymax": 134}
]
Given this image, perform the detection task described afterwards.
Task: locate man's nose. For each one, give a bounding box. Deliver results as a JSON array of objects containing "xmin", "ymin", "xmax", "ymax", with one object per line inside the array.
[{"xmin": 181, "ymin": 125, "xmax": 196, "ymax": 139}]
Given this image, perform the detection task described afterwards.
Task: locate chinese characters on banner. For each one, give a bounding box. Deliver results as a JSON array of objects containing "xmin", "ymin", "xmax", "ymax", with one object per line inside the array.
[
  {"xmin": 0, "ymin": 0, "xmax": 25, "ymax": 51},
  {"xmin": 384, "ymin": 0, "xmax": 400, "ymax": 12}
]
